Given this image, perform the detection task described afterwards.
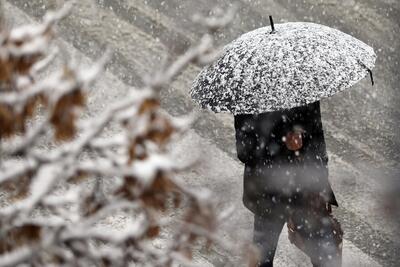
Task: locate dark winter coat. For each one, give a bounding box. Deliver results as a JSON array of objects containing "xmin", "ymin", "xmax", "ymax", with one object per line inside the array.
[{"xmin": 234, "ymin": 101, "xmax": 338, "ymax": 215}]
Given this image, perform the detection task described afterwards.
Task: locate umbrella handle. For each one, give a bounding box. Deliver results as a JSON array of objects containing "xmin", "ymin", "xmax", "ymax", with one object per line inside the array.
[
  {"xmin": 367, "ymin": 69, "xmax": 374, "ymax": 86},
  {"xmin": 269, "ymin": 15, "xmax": 276, "ymax": 34},
  {"xmin": 357, "ymin": 60, "xmax": 374, "ymax": 86}
]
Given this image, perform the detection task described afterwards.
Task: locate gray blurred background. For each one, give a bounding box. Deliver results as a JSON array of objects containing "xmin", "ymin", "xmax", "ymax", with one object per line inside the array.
[{"xmin": 1, "ymin": 0, "xmax": 399, "ymax": 266}]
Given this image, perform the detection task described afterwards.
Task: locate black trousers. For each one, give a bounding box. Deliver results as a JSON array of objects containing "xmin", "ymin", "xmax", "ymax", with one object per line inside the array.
[{"xmin": 253, "ymin": 195, "xmax": 343, "ymax": 267}]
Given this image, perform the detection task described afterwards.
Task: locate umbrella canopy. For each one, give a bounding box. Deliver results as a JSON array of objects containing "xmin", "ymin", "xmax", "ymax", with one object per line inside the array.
[{"xmin": 190, "ymin": 20, "xmax": 376, "ymax": 115}]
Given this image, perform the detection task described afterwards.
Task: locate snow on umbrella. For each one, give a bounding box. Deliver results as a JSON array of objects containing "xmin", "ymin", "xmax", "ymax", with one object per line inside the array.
[{"xmin": 190, "ymin": 17, "xmax": 376, "ymax": 115}]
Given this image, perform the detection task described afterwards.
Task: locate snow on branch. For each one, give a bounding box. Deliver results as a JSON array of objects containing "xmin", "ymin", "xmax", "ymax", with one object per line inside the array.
[
  {"xmin": 0, "ymin": 3, "xmax": 255, "ymax": 267},
  {"xmin": 193, "ymin": 4, "xmax": 238, "ymax": 32}
]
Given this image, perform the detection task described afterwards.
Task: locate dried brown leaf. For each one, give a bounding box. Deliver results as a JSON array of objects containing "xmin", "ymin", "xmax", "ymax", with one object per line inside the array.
[
  {"xmin": 0, "ymin": 172, "xmax": 32, "ymax": 201},
  {"xmin": 50, "ymin": 90, "xmax": 86, "ymax": 141},
  {"xmin": 146, "ymin": 225, "xmax": 160, "ymax": 239},
  {"xmin": 0, "ymin": 103, "xmax": 15, "ymax": 138},
  {"xmin": 12, "ymin": 53, "xmax": 42, "ymax": 74},
  {"xmin": 138, "ymin": 98, "xmax": 159, "ymax": 114},
  {"xmin": 0, "ymin": 224, "xmax": 42, "ymax": 253},
  {"xmin": 0, "ymin": 58, "xmax": 13, "ymax": 82}
]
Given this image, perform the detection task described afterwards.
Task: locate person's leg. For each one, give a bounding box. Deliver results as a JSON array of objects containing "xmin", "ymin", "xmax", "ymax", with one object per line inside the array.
[
  {"xmin": 287, "ymin": 198, "xmax": 343, "ymax": 267},
  {"xmin": 253, "ymin": 209, "xmax": 286, "ymax": 267}
]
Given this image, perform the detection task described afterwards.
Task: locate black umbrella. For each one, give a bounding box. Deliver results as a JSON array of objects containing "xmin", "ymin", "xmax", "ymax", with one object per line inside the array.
[{"xmin": 191, "ymin": 17, "xmax": 376, "ymax": 114}]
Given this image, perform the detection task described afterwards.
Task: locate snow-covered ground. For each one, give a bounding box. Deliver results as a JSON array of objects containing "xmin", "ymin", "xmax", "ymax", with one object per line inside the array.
[{"xmin": 3, "ymin": 0, "xmax": 399, "ymax": 266}]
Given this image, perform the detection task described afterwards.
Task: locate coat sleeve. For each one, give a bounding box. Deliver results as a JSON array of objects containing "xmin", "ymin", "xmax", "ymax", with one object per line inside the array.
[{"xmin": 234, "ymin": 114, "xmax": 258, "ymax": 165}]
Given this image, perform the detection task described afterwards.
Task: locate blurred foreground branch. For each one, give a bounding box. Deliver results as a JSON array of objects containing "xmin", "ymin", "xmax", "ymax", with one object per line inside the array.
[{"xmin": 0, "ymin": 3, "xmax": 254, "ymax": 267}]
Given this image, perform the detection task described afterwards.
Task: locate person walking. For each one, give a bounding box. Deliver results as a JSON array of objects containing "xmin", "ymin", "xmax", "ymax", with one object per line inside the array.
[
  {"xmin": 234, "ymin": 101, "xmax": 342, "ymax": 266},
  {"xmin": 190, "ymin": 17, "xmax": 376, "ymax": 267}
]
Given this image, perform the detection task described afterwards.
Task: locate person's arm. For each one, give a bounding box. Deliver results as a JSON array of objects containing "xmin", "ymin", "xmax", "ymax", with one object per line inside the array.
[
  {"xmin": 234, "ymin": 114, "xmax": 258, "ymax": 165},
  {"xmin": 307, "ymin": 102, "xmax": 329, "ymax": 164}
]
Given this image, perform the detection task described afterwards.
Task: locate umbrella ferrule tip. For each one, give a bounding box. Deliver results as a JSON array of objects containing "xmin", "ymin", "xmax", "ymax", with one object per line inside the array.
[{"xmin": 269, "ymin": 15, "xmax": 276, "ymax": 34}]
